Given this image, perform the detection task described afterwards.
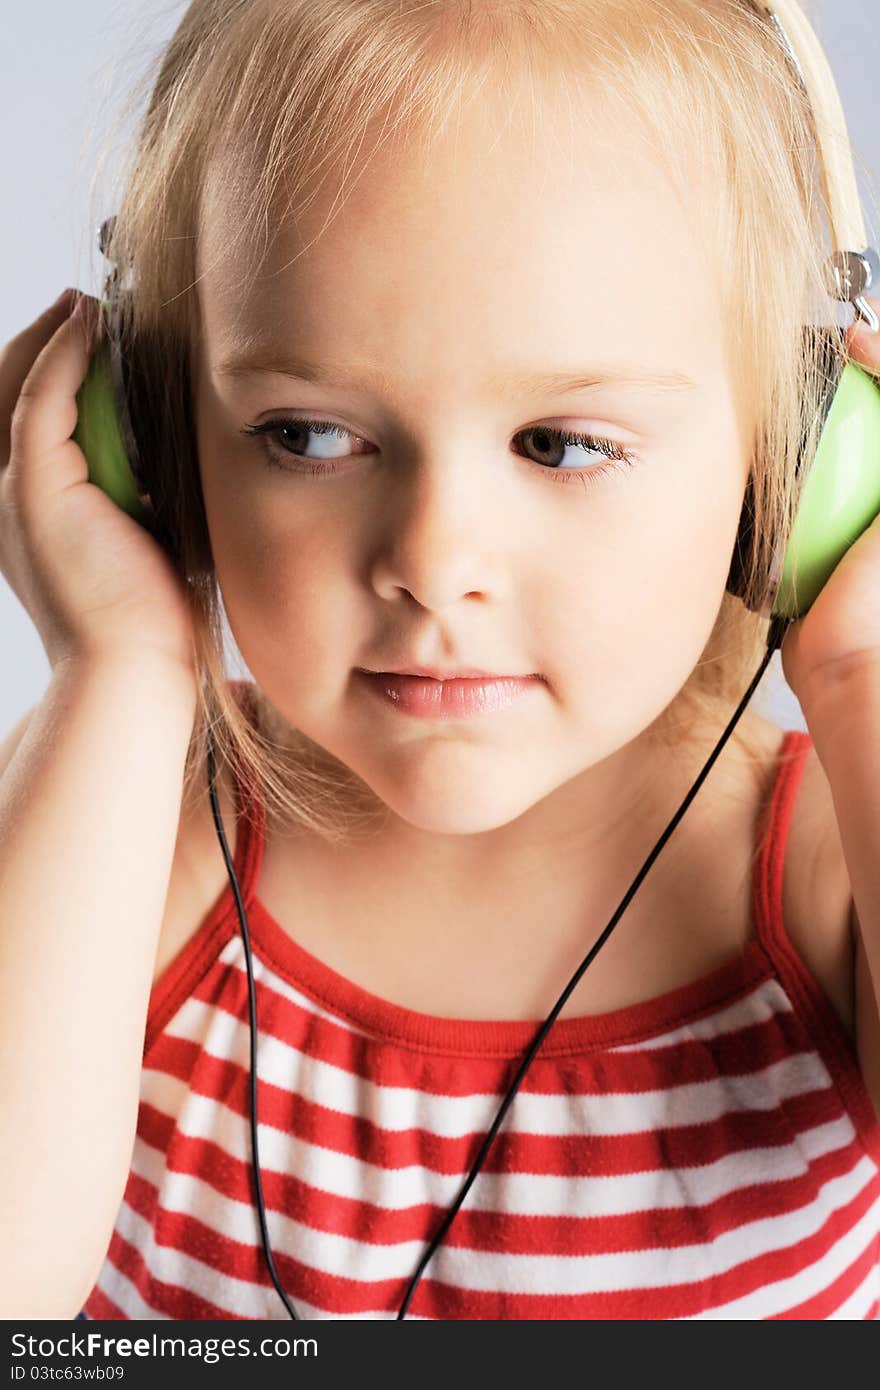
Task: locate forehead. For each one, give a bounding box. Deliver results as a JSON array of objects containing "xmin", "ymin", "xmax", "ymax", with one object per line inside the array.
[{"xmin": 197, "ymin": 82, "xmax": 724, "ymax": 391}]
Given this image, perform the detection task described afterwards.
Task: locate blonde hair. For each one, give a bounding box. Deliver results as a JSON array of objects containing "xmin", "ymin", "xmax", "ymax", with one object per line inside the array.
[{"xmin": 84, "ymin": 0, "xmax": 875, "ymax": 842}]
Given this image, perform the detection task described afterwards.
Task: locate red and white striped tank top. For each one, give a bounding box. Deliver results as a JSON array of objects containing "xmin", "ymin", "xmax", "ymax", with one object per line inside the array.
[{"xmin": 81, "ymin": 686, "xmax": 880, "ymax": 1320}]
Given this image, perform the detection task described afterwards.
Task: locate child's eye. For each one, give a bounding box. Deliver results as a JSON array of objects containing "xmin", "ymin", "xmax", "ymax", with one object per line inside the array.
[
  {"xmin": 516, "ymin": 426, "xmax": 638, "ymax": 487},
  {"xmin": 240, "ymin": 416, "xmax": 369, "ymax": 475},
  {"xmin": 239, "ymin": 415, "xmax": 638, "ymax": 488}
]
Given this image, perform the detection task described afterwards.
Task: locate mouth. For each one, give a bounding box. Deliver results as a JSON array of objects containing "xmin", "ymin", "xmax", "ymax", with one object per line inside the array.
[{"xmin": 355, "ymin": 669, "xmax": 542, "ymax": 719}]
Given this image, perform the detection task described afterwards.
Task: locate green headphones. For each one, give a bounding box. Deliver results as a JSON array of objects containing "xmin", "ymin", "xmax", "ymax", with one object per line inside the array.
[{"xmin": 72, "ymin": 0, "xmax": 880, "ymax": 627}]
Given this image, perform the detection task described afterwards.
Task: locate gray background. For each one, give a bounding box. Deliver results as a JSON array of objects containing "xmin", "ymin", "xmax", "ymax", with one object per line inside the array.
[{"xmin": 2, "ymin": 0, "xmax": 878, "ymax": 738}]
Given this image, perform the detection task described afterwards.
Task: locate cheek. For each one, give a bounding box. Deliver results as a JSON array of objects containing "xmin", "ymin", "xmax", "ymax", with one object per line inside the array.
[
  {"xmin": 198, "ymin": 422, "xmax": 336, "ymax": 610},
  {"xmin": 538, "ymin": 453, "xmax": 740, "ymax": 724},
  {"xmin": 212, "ymin": 501, "xmax": 361, "ymax": 686},
  {"xmin": 194, "ymin": 407, "xmax": 368, "ymax": 692}
]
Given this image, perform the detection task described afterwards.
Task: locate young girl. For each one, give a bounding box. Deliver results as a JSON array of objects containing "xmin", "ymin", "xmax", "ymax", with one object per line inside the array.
[{"xmin": 1, "ymin": 0, "xmax": 879, "ymax": 1321}]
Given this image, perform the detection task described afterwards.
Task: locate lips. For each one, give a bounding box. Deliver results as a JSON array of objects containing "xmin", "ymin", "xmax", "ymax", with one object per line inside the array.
[{"xmin": 357, "ymin": 669, "xmax": 541, "ymax": 718}]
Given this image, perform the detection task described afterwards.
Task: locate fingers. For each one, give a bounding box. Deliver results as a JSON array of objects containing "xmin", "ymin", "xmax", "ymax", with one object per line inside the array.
[
  {"xmin": 845, "ymin": 294, "xmax": 880, "ymax": 374},
  {"xmin": 5, "ymin": 292, "xmax": 104, "ymax": 510},
  {"xmin": 0, "ymin": 290, "xmax": 81, "ymax": 434}
]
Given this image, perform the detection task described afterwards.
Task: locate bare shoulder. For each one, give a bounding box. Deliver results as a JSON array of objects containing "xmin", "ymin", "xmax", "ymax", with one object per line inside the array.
[
  {"xmin": 780, "ymin": 730, "xmax": 855, "ymax": 1039},
  {"xmin": 151, "ymin": 724, "xmax": 241, "ymax": 990},
  {"xmin": 0, "ymin": 691, "xmax": 243, "ymax": 995}
]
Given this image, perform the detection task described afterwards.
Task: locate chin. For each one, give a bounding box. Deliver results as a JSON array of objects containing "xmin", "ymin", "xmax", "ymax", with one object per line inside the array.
[
  {"xmin": 383, "ymin": 799, "xmax": 537, "ymax": 837},
  {"xmin": 363, "ymin": 757, "xmax": 553, "ymax": 837}
]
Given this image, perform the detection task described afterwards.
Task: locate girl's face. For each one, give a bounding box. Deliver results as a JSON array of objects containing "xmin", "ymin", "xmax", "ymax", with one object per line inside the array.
[{"xmin": 195, "ymin": 89, "xmax": 752, "ymax": 839}]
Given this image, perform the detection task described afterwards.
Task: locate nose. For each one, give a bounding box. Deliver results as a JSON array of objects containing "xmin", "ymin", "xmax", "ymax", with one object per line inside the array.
[{"xmin": 367, "ymin": 446, "xmax": 509, "ymax": 610}]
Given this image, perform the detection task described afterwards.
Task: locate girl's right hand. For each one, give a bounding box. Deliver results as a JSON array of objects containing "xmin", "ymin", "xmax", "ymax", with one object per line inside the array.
[{"xmin": 0, "ymin": 289, "xmax": 199, "ymax": 684}]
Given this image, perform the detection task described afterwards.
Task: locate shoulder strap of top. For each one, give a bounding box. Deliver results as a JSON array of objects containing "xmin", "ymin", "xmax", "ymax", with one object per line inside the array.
[
  {"xmin": 753, "ymin": 727, "xmax": 813, "ymax": 953},
  {"xmin": 751, "ymin": 731, "xmax": 880, "ymax": 1158}
]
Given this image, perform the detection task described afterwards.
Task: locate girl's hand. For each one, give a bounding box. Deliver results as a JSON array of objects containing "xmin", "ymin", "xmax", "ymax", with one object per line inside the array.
[
  {"xmin": 778, "ymin": 296, "xmax": 880, "ymax": 716},
  {"xmin": 0, "ymin": 290, "xmax": 198, "ymax": 683}
]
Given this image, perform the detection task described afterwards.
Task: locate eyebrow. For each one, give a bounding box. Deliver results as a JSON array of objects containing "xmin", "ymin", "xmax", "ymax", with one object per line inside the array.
[{"xmin": 214, "ymin": 349, "xmax": 699, "ymax": 397}]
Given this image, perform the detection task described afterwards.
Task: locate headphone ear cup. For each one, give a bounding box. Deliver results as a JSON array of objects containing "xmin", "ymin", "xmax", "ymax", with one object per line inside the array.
[
  {"xmin": 73, "ymin": 297, "xmax": 152, "ymax": 530},
  {"xmin": 122, "ymin": 314, "xmax": 211, "ymax": 574},
  {"xmin": 88, "ymin": 222, "xmax": 205, "ymax": 572},
  {"xmin": 120, "ymin": 324, "xmax": 182, "ymax": 563},
  {"xmin": 772, "ymin": 328, "xmax": 880, "ymax": 620},
  {"xmin": 76, "ymin": 291, "xmax": 183, "ymax": 565},
  {"xmin": 106, "ymin": 290, "xmax": 152, "ymax": 502},
  {"xmin": 113, "ymin": 313, "xmax": 153, "ymax": 504},
  {"xmin": 725, "ymin": 473, "xmax": 756, "ymax": 606},
  {"xmin": 725, "ymin": 324, "xmax": 855, "ymax": 617}
]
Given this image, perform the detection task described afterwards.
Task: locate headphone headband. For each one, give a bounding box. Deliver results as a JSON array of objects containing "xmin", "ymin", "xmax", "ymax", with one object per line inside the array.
[{"xmin": 747, "ymin": 1, "xmax": 878, "ymax": 329}]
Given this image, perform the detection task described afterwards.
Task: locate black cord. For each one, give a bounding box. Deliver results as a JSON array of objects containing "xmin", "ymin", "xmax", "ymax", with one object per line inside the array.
[
  {"xmin": 206, "ymin": 735, "xmax": 300, "ymax": 1320},
  {"xmin": 206, "ymin": 613, "xmax": 790, "ymax": 1322}
]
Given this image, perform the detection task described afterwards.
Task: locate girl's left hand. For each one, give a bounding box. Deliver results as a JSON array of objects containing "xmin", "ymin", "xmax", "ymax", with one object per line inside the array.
[{"xmin": 778, "ymin": 295, "xmax": 880, "ymax": 715}]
